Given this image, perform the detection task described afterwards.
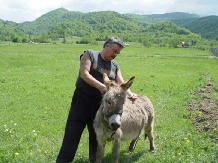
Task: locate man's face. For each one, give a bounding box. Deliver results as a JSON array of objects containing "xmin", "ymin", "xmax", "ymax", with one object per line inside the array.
[{"xmin": 104, "ymin": 44, "xmax": 121, "ymax": 61}]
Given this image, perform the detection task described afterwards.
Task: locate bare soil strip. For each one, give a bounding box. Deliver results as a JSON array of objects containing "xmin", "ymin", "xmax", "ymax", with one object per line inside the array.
[{"xmin": 187, "ymin": 78, "xmax": 218, "ymax": 144}]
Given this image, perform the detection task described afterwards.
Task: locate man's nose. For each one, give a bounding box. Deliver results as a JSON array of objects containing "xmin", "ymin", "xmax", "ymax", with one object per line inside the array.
[{"xmin": 113, "ymin": 53, "xmax": 118, "ymax": 57}]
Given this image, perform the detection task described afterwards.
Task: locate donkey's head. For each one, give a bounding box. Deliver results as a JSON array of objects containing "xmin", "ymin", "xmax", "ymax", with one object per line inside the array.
[{"xmin": 101, "ymin": 73, "xmax": 135, "ymax": 131}]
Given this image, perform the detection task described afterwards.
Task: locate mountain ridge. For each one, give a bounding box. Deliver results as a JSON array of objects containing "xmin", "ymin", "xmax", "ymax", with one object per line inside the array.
[{"xmin": 1, "ymin": 8, "xmax": 202, "ymax": 24}]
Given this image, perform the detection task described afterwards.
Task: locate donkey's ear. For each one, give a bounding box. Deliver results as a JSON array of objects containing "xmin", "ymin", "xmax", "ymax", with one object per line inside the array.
[
  {"xmin": 103, "ymin": 73, "xmax": 111, "ymax": 86},
  {"xmin": 121, "ymin": 76, "xmax": 135, "ymax": 91}
]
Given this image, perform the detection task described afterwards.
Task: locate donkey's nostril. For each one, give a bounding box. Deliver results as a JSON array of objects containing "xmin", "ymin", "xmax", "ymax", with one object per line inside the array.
[{"xmin": 111, "ymin": 123, "xmax": 120, "ymax": 131}]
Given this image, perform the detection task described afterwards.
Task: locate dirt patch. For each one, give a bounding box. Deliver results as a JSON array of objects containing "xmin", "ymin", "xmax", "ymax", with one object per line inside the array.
[{"xmin": 187, "ymin": 78, "xmax": 218, "ymax": 144}]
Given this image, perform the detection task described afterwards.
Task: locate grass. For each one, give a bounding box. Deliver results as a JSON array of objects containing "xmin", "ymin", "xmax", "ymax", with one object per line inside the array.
[{"xmin": 0, "ymin": 43, "xmax": 218, "ymax": 163}]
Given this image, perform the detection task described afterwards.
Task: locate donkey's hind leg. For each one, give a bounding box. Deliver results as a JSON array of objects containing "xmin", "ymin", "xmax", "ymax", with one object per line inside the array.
[
  {"xmin": 144, "ymin": 133, "xmax": 147, "ymax": 140},
  {"xmin": 147, "ymin": 132, "xmax": 155, "ymax": 152},
  {"xmin": 128, "ymin": 137, "xmax": 139, "ymax": 152},
  {"xmin": 145, "ymin": 130, "xmax": 155, "ymax": 152}
]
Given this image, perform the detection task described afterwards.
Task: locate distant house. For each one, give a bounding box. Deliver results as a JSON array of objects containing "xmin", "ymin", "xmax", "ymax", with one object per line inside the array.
[
  {"xmin": 28, "ymin": 41, "xmax": 34, "ymax": 44},
  {"xmin": 182, "ymin": 41, "xmax": 189, "ymax": 48}
]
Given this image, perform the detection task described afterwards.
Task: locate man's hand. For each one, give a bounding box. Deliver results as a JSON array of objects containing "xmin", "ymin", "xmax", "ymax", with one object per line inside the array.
[
  {"xmin": 98, "ymin": 84, "xmax": 107, "ymax": 95},
  {"xmin": 128, "ymin": 93, "xmax": 137, "ymax": 104}
]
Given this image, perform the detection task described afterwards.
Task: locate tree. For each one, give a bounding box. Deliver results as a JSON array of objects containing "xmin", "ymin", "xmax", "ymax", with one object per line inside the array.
[
  {"xmin": 59, "ymin": 29, "xmax": 66, "ymax": 44},
  {"xmin": 170, "ymin": 35, "xmax": 180, "ymax": 48},
  {"xmin": 38, "ymin": 33, "xmax": 50, "ymax": 43},
  {"xmin": 142, "ymin": 38, "xmax": 152, "ymax": 47}
]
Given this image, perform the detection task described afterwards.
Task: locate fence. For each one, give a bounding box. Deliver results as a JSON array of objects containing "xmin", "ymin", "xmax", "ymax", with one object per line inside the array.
[{"xmin": 210, "ymin": 48, "xmax": 218, "ymax": 59}]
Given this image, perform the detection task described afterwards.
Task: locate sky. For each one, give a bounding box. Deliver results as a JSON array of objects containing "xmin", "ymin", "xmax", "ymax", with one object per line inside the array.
[{"xmin": 0, "ymin": 0, "xmax": 218, "ymax": 23}]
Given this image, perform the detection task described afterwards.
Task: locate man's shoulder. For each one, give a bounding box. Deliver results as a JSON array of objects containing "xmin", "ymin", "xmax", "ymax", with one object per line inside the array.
[
  {"xmin": 111, "ymin": 60, "xmax": 119, "ymax": 67},
  {"xmin": 80, "ymin": 50, "xmax": 99, "ymax": 60},
  {"xmin": 86, "ymin": 49, "xmax": 99, "ymax": 55}
]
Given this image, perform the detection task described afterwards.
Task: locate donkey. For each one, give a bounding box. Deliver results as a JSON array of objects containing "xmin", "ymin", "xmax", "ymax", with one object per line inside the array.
[{"xmin": 93, "ymin": 73, "xmax": 155, "ymax": 163}]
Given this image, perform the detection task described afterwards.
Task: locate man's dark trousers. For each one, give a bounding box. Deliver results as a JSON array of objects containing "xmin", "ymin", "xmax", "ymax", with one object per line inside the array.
[{"xmin": 56, "ymin": 89, "xmax": 101, "ymax": 163}]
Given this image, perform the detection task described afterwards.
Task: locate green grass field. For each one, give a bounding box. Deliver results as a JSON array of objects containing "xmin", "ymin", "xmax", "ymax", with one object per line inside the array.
[{"xmin": 1, "ymin": 43, "xmax": 218, "ymax": 163}]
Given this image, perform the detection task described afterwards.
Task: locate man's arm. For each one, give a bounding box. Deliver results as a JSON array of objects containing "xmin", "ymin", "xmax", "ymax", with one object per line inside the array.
[
  {"xmin": 115, "ymin": 70, "xmax": 137, "ymax": 102},
  {"xmin": 115, "ymin": 69, "xmax": 125, "ymax": 84},
  {"xmin": 80, "ymin": 53, "xmax": 106, "ymax": 94}
]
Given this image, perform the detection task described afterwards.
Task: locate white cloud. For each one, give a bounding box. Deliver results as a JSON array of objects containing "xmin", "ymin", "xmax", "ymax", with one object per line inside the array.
[{"xmin": 0, "ymin": 0, "xmax": 217, "ymax": 23}]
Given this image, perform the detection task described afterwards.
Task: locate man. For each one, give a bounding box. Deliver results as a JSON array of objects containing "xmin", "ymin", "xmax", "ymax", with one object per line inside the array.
[{"xmin": 56, "ymin": 37, "xmax": 137, "ymax": 163}]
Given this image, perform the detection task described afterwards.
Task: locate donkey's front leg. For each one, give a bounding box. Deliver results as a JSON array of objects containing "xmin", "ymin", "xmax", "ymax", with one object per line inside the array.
[
  {"xmin": 112, "ymin": 137, "xmax": 121, "ymax": 163},
  {"xmin": 95, "ymin": 139, "xmax": 106, "ymax": 163}
]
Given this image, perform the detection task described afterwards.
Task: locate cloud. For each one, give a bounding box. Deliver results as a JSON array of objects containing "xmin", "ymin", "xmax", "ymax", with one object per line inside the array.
[{"xmin": 0, "ymin": 0, "xmax": 217, "ymax": 23}]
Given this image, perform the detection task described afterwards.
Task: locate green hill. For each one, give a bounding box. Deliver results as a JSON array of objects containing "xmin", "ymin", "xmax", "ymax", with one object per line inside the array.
[
  {"xmin": 172, "ymin": 16, "xmax": 218, "ymax": 40},
  {"xmin": 126, "ymin": 12, "xmax": 200, "ymax": 24},
  {"xmin": 146, "ymin": 12, "xmax": 199, "ymax": 19},
  {"xmin": 0, "ymin": 8, "xmax": 216, "ymax": 47},
  {"xmin": 20, "ymin": 8, "xmax": 84, "ymax": 35},
  {"xmin": 0, "ymin": 19, "xmax": 29, "ymax": 42}
]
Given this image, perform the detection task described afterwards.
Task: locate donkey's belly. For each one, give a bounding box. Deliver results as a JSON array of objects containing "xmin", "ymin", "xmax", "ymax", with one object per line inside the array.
[
  {"xmin": 120, "ymin": 118, "xmax": 144, "ymax": 140},
  {"xmin": 121, "ymin": 130, "xmax": 142, "ymax": 140}
]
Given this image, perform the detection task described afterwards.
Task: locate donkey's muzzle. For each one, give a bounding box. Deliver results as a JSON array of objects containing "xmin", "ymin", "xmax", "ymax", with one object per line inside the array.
[
  {"xmin": 111, "ymin": 122, "xmax": 120, "ymax": 131},
  {"xmin": 105, "ymin": 109, "xmax": 123, "ymax": 131}
]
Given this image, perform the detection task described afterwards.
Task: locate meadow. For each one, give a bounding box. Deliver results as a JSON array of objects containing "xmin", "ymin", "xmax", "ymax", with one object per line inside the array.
[{"xmin": 0, "ymin": 43, "xmax": 218, "ymax": 163}]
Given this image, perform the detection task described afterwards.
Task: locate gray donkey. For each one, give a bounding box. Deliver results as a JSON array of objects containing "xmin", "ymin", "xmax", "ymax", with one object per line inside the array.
[{"xmin": 93, "ymin": 73, "xmax": 155, "ymax": 163}]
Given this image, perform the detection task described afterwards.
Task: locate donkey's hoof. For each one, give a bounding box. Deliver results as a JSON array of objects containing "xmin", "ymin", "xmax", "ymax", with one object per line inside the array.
[
  {"xmin": 127, "ymin": 150, "xmax": 133, "ymax": 155},
  {"xmin": 149, "ymin": 149, "xmax": 155, "ymax": 153}
]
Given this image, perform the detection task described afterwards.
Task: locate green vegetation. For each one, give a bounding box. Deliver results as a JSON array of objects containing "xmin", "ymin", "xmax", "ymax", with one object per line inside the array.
[
  {"xmin": 173, "ymin": 16, "xmax": 218, "ymax": 40},
  {"xmin": 1, "ymin": 8, "xmax": 218, "ymax": 48},
  {"xmin": 1, "ymin": 43, "xmax": 218, "ymax": 162}
]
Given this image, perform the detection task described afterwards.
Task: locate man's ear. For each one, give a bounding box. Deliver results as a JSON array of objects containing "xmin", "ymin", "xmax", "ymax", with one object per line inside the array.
[{"xmin": 105, "ymin": 43, "xmax": 110, "ymax": 48}]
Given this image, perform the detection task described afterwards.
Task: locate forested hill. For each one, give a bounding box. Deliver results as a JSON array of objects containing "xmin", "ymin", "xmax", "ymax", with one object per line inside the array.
[
  {"xmin": 21, "ymin": 8, "xmax": 140, "ymax": 35},
  {"xmin": 18, "ymin": 8, "xmax": 83, "ymax": 35},
  {"xmin": 172, "ymin": 15, "xmax": 218, "ymax": 40},
  {"xmin": 125, "ymin": 12, "xmax": 200, "ymax": 24},
  {"xmin": 146, "ymin": 12, "xmax": 199, "ymax": 19},
  {"xmin": 29, "ymin": 8, "xmax": 196, "ymax": 43},
  {"xmin": 0, "ymin": 8, "xmax": 217, "ymax": 44}
]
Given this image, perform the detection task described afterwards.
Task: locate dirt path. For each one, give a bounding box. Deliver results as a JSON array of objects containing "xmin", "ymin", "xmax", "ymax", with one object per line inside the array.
[{"xmin": 187, "ymin": 77, "xmax": 218, "ymax": 144}]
